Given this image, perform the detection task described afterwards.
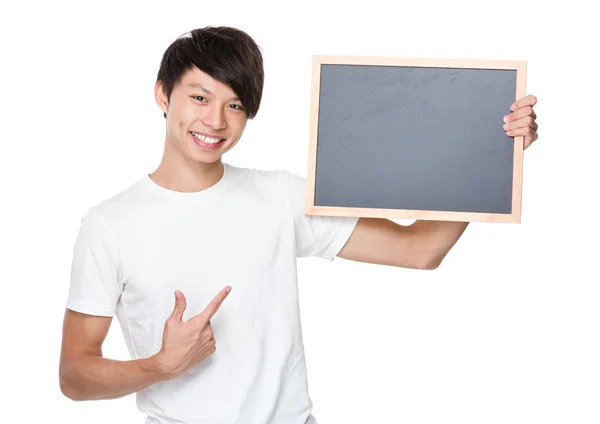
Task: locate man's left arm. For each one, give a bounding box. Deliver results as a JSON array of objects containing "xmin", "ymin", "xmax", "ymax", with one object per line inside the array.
[{"xmin": 337, "ymin": 95, "xmax": 539, "ymax": 270}]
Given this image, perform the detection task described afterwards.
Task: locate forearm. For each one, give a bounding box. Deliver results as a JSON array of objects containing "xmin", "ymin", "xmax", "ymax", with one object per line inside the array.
[
  {"xmin": 410, "ymin": 219, "xmax": 469, "ymax": 267},
  {"xmin": 59, "ymin": 353, "xmax": 170, "ymax": 401}
]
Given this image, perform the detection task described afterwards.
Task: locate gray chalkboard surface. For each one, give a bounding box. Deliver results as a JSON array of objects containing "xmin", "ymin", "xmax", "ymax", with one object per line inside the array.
[{"xmin": 305, "ymin": 55, "xmax": 526, "ymax": 224}]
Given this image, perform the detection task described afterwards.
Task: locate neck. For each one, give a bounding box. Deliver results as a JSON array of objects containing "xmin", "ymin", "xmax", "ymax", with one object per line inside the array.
[{"xmin": 149, "ymin": 146, "xmax": 224, "ymax": 193}]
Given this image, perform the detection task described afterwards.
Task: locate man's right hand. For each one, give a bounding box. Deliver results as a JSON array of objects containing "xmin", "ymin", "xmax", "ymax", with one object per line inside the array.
[{"xmin": 154, "ymin": 286, "xmax": 231, "ymax": 379}]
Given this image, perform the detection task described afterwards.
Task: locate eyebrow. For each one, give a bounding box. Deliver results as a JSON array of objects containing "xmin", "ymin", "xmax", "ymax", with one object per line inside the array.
[{"xmin": 187, "ymin": 83, "xmax": 240, "ymax": 101}]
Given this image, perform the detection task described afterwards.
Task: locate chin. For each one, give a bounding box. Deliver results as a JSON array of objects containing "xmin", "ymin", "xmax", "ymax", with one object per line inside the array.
[
  {"xmin": 189, "ymin": 152, "xmax": 225, "ymax": 164},
  {"xmin": 183, "ymin": 144, "xmax": 225, "ymax": 165}
]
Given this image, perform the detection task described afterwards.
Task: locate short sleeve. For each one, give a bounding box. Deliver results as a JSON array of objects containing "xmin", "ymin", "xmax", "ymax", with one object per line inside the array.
[
  {"xmin": 66, "ymin": 207, "xmax": 123, "ymax": 317},
  {"xmin": 282, "ymin": 170, "xmax": 359, "ymax": 260}
]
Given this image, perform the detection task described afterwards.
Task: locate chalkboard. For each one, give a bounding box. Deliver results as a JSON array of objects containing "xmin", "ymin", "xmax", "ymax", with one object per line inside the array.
[{"xmin": 304, "ymin": 55, "xmax": 527, "ymax": 224}]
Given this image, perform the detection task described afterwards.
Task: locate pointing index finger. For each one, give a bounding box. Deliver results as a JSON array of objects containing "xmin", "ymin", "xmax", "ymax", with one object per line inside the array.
[{"xmin": 196, "ymin": 286, "xmax": 232, "ymax": 324}]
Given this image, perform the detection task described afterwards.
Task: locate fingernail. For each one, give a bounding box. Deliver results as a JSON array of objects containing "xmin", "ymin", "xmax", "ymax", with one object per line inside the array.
[
  {"xmin": 503, "ymin": 116, "xmax": 510, "ymax": 123},
  {"xmin": 510, "ymin": 104, "xmax": 516, "ymax": 111},
  {"xmin": 503, "ymin": 124, "xmax": 509, "ymax": 130}
]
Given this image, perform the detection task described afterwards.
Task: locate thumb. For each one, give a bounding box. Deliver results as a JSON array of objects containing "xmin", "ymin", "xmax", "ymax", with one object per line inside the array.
[{"xmin": 169, "ymin": 290, "xmax": 186, "ymax": 321}]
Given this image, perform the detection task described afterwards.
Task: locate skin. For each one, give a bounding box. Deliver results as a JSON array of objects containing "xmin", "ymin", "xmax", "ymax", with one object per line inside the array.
[{"xmin": 59, "ymin": 66, "xmax": 540, "ymax": 400}]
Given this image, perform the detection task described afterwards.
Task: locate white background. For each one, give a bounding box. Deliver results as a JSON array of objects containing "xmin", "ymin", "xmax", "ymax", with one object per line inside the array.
[{"xmin": 2, "ymin": 0, "xmax": 599, "ymax": 423}]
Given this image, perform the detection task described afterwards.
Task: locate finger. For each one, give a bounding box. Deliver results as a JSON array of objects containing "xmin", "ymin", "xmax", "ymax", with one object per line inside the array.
[
  {"xmin": 506, "ymin": 126, "xmax": 537, "ymax": 140},
  {"xmin": 201, "ymin": 323, "xmax": 214, "ymax": 341},
  {"xmin": 504, "ymin": 116, "xmax": 538, "ymax": 132},
  {"xmin": 169, "ymin": 290, "xmax": 187, "ymax": 322},
  {"xmin": 205, "ymin": 339, "xmax": 216, "ymax": 355},
  {"xmin": 510, "ymin": 94, "xmax": 537, "ymax": 111},
  {"xmin": 196, "ymin": 339, "xmax": 217, "ymax": 363},
  {"xmin": 193, "ymin": 286, "xmax": 232, "ymax": 325},
  {"xmin": 503, "ymin": 106, "xmax": 534, "ymax": 123},
  {"xmin": 523, "ymin": 131, "xmax": 538, "ymax": 150}
]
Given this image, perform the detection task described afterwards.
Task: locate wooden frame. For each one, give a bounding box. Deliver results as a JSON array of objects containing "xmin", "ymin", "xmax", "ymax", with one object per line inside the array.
[{"xmin": 305, "ymin": 54, "xmax": 527, "ymax": 223}]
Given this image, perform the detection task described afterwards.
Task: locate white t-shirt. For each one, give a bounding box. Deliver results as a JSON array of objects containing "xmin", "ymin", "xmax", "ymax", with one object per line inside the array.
[{"xmin": 66, "ymin": 162, "xmax": 359, "ymax": 424}]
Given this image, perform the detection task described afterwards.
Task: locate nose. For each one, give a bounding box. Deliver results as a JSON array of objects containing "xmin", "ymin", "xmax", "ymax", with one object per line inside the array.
[{"xmin": 201, "ymin": 104, "xmax": 226, "ymax": 131}]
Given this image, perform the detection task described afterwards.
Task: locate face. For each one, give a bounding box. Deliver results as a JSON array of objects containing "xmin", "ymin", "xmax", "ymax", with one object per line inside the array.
[{"xmin": 155, "ymin": 67, "xmax": 248, "ymax": 165}]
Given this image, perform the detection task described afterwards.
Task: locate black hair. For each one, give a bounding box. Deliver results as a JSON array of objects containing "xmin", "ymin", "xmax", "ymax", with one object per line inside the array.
[{"xmin": 156, "ymin": 26, "xmax": 264, "ymax": 119}]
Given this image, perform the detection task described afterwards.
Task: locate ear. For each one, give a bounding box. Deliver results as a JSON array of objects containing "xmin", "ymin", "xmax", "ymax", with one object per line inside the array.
[{"xmin": 154, "ymin": 81, "xmax": 169, "ymax": 117}]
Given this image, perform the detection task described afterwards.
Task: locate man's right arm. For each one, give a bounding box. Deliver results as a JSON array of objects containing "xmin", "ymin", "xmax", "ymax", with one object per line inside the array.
[
  {"xmin": 59, "ymin": 287, "xmax": 230, "ymax": 401},
  {"xmin": 58, "ymin": 308, "xmax": 171, "ymax": 401}
]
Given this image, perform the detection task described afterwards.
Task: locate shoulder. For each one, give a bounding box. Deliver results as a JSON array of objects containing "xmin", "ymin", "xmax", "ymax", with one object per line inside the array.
[
  {"xmin": 227, "ymin": 163, "xmax": 306, "ymax": 186},
  {"xmin": 78, "ymin": 176, "xmax": 147, "ymax": 233},
  {"xmin": 225, "ymin": 163, "xmax": 303, "ymax": 194},
  {"xmin": 226, "ymin": 163, "xmax": 285, "ymax": 181}
]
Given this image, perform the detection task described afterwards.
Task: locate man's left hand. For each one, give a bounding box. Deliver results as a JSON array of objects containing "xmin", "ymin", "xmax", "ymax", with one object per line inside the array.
[{"xmin": 503, "ymin": 94, "xmax": 539, "ymax": 150}]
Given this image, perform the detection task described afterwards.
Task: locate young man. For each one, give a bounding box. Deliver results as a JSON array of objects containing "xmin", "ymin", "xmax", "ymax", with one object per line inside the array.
[{"xmin": 59, "ymin": 26, "xmax": 539, "ymax": 424}]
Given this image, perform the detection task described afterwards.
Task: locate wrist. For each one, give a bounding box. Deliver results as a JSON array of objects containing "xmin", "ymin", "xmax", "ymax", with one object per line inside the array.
[{"xmin": 143, "ymin": 353, "xmax": 176, "ymax": 381}]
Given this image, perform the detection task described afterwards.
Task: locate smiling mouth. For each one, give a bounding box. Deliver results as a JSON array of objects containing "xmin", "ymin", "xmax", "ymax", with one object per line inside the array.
[{"xmin": 190, "ymin": 131, "xmax": 225, "ymax": 144}]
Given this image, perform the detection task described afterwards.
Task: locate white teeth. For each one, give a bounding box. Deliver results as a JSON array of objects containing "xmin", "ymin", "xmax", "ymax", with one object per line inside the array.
[{"xmin": 192, "ymin": 132, "xmax": 222, "ymax": 144}]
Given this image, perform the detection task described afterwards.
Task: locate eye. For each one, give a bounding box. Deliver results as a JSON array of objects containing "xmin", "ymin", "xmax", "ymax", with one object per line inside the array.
[
  {"xmin": 192, "ymin": 96, "xmax": 207, "ymax": 102},
  {"xmin": 228, "ymin": 104, "xmax": 244, "ymax": 111}
]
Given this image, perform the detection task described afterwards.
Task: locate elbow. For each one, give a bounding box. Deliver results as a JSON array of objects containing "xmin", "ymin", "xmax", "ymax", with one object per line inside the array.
[
  {"xmin": 414, "ymin": 253, "xmax": 445, "ymax": 270},
  {"xmin": 60, "ymin": 378, "xmax": 82, "ymax": 401},
  {"xmin": 415, "ymin": 260, "xmax": 440, "ymax": 271},
  {"xmin": 59, "ymin": 366, "xmax": 86, "ymax": 401}
]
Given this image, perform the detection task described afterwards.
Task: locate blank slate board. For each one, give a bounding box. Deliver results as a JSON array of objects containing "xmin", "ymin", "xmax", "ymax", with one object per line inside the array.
[{"xmin": 305, "ymin": 55, "xmax": 527, "ymax": 223}]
